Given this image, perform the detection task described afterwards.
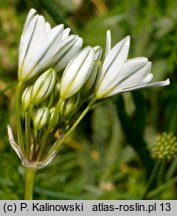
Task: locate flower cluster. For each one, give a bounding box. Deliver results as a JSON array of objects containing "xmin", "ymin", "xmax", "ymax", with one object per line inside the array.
[
  {"xmin": 152, "ymin": 132, "xmax": 177, "ymax": 161},
  {"xmin": 8, "ymin": 9, "xmax": 170, "ymax": 169}
]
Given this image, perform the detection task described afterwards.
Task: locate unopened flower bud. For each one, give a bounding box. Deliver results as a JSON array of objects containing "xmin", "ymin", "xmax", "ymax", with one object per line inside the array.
[
  {"xmin": 152, "ymin": 132, "xmax": 177, "ymax": 161},
  {"xmin": 42, "ymin": 82, "xmax": 60, "ymax": 108},
  {"xmin": 82, "ymin": 46, "xmax": 102, "ymax": 96},
  {"xmin": 53, "ymin": 82, "xmax": 60, "ymax": 99},
  {"xmin": 60, "ymin": 46, "xmax": 95, "ymax": 99},
  {"xmin": 33, "ymin": 107, "xmax": 50, "ymax": 130},
  {"xmin": 21, "ymin": 86, "xmax": 32, "ymax": 111},
  {"xmin": 31, "ymin": 68, "xmax": 56, "ymax": 105},
  {"xmin": 49, "ymin": 107, "xmax": 59, "ymax": 128},
  {"xmin": 60, "ymin": 94, "xmax": 79, "ymax": 118}
]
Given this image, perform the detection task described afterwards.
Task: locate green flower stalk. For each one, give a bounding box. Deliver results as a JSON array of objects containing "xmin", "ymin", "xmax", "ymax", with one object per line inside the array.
[{"xmin": 8, "ymin": 8, "xmax": 170, "ymax": 200}]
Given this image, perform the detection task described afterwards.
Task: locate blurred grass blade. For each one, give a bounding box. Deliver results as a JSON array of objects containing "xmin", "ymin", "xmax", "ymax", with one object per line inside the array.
[
  {"xmin": 148, "ymin": 175, "xmax": 177, "ymax": 199},
  {"xmin": 132, "ymin": 91, "xmax": 146, "ymax": 135},
  {"xmin": 37, "ymin": 0, "xmax": 68, "ymax": 26},
  {"xmin": 0, "ymin": 81, "xmax": 17, "ymax": 96},
  {"xmin": 114, "ymin": 95, "xmax": 154, "ymax": 176}
]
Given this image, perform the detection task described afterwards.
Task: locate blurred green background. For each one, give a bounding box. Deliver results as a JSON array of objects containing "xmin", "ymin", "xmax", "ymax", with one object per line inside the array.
[{"xmin": 0, "ymin": 0, "xmax": 177, "ymax": 199}]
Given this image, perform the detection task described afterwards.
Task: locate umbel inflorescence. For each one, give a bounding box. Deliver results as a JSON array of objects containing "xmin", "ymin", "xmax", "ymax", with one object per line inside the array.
[
  {"xmin": 152, "ymin": 132, "xmax": 177, "ymax": 162},
  {"xmin": 8, "ymin": 9, "xmax": 170, "ymax": 169}
]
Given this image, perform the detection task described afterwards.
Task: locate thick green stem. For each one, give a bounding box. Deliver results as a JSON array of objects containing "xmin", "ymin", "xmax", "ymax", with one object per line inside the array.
[
  {"xmin": 16, "ymin": 82, "xmax": 25, "ymax": 153},
  {"xmin": 43, "ymin": 98, "xmax": 96, "ymax": 161},
  {"xmin": 141, "ymin": 160, "xmax": 161, "ymax": 199},
  {"xmin": 24, "ymin": 167, "xmax": 37, "ymax": 200}
]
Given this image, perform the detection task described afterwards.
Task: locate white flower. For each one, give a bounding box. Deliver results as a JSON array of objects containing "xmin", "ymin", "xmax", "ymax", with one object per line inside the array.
[
  {"xmin": 18, "ymin": 8, "xmax": 64, "ymax": 81},
  {"xmin": 54, "ymin": 35, "xmax": 83, "ymax": 72},
  {"xmin": 95, "ymin": 30, "xmax": 170, "ymax": 99},
  {"xmin": 60, "ymin": 46, "xmax": 95, "ymax": 99}
]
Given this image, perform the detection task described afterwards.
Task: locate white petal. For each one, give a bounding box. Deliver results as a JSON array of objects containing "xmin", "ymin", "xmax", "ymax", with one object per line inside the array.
[
  {"xmin": 142, "ymin": 73, "xmax": 153, "ymax": 84},
  {"xmin": 52, "ymin": 35, "xmax": 77, "ymax": 64},
  {"xmin": 105, "ymin": 30, "xmax": 111, "ymax": 56},
  {"xmin": 19, "ymin": 9, "xmax": 36, "ymax": 62},
  {"xmin": 18, "ymin": 15, "xmax": 38, "ymax": 69},
  {"xmin": 117, "ymin": 78, "xmax": 170, "ymax": 93},
  {"xmin": 19, "ymin": 11, "xmax": 51, "ymax": 71},
  {"xmin": 140, "ymin": 79, "xmax": 170, "ymax": 88},
  {"xmin": 25, "ymin": 15, "xmax": 47, "ymax": 54},
  {"xmin": 99, "ymin": 35, "xmax": 130, "ymax": 81},
  {"xmin": 62, "ymin": 28, "xmax": 71, "ymax": 39},
  {"xmin": 117, "ymin": 58, "xmax": 149, "ymax": 81},
  {"xmin": 96, "ymin": 36, "xmax": 130, "ymax": 95},
  {"xmin": 107, "ymin": 61, "xmax": 151, "ymax": 97},
  {"xmin": 54, "ymin": 35, "xmax": 83, "ymax": 71},
  {"xmin": 60, "ymin": 47, "xmax": 95, "ymax": 99},
  {"xmin": 107, "ymin": 57, "xmax": 149, "ymax": 91},
  {"xmin": 23, "ymin": 9, "xmax": 37, "ymax": 33},
  {"xmin": 19, "ymin": 15, "xmax": 51, "ymax": 71},
  {"xmin": 96, "ymin": 58, "xmax": 152, "ymax": 98},
  {"xmin": 45, "ymin": 22, "xmax": 51, "ymax": 32},
  {"xmin": 21, "ymin": 25, "xmax": 63, "ymax": 80},
  {"xmin": 94, "ymin": 46, "xmax": 103, "ymax": 60}
]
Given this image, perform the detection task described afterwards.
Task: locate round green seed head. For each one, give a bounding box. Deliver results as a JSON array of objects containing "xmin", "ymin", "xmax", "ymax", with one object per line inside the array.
[{"xmin": 152, "ymin": 132, "xmax": 177, "ymax": 162}]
